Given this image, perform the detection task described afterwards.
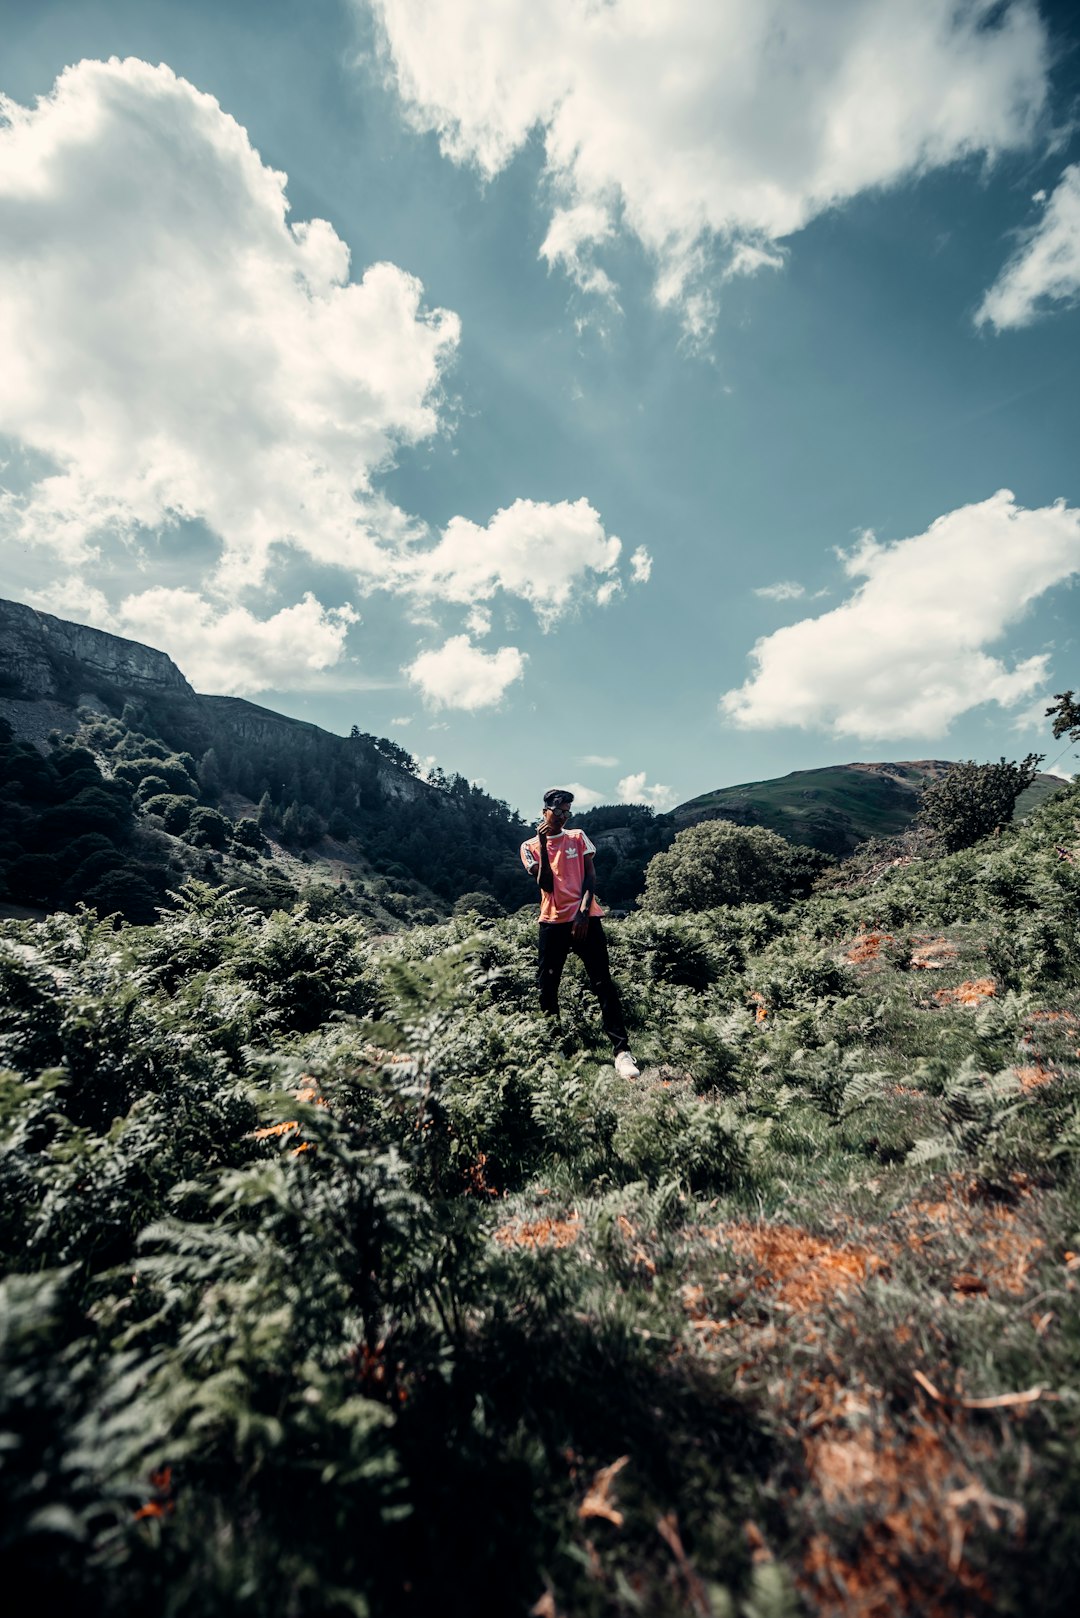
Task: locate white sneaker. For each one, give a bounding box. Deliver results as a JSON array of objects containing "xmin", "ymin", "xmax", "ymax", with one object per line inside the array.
[{"xmin": 614, "ymin": 1051, "xmax": 640, "ymax": 1079}]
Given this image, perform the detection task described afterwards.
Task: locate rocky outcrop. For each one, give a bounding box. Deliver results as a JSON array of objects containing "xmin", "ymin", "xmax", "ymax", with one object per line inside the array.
[{"xmin": 0, "ymin": 598, "xmax": 195, "ymax": 703}]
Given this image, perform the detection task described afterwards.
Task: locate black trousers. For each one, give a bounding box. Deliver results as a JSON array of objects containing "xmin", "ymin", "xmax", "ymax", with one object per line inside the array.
[{"xmin": 537, "ymin": 918, "xmax": 629, "ymax": 1055}]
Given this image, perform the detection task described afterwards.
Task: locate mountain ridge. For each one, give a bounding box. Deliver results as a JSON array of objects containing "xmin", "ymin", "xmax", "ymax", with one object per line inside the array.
[{"xmin": 0, "ymin": 597, "xmax": 1065, "ymax": 922}]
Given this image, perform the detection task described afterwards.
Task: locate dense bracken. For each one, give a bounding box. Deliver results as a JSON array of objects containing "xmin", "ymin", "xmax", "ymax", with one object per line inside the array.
[{"xmin": 1, "ymin": 780, "xmax": 1079, "ymax": 1616}]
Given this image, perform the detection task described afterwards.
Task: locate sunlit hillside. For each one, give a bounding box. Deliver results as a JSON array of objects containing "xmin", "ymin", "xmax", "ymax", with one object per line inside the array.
[{"xmin": 2, "ymin": 765, "xmax": 1078, "ymax": 1616}]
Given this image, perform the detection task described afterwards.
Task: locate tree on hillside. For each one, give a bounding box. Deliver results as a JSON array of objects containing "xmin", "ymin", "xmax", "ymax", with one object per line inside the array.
[
  {"xmin": 641, "ymin": 820, "xmax": 817, "ymax": 914},
  {"xmin": 1047, "ymin": 690, "xmax": 1080, "ymax": 745},
  {"xmin": 452, "ymin": 890, "xmax": 505, "ymax": 919},
  {"xmin": 915, "ymin": 754, "xmax": 1042, "ymax": 852}
]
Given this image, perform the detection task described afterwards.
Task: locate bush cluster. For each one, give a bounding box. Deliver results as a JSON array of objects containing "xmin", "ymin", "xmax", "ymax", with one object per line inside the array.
[{"xmin": 2, "ymin": 768, "xmax": 1079, "ymax": 1614}]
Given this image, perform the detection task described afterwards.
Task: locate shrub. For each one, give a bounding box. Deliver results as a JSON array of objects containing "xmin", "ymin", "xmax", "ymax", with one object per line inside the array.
[
  {"xmin": 232, "ymin": 818, "xmax": 266, "ymax": 852},
  {"xmin": 641, "ymin": 820, "xmax": 805, "ymax": 913},
  {"xmin": 120, "ymin": 757, "xmax": 198, "ymax": 795},
  {"xmin": 452, "ymin": 891, "xmax": 506, "ymax": 919},
  {"xmin": 186, "ymin": 807, "xmax": 231, "ymax": 850},
  {"xmin": 142, "ymin": 793, "xmax": 198, "ymax": 833},
  {"xmin": 83, "ymin": 868, "xmax": 161, "ymax": 924}
]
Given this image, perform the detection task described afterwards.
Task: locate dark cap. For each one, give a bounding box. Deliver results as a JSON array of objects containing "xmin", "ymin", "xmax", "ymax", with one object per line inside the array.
[{"xmin": 542, "ymin": 787, "xmax": 574, "ymax": 806}]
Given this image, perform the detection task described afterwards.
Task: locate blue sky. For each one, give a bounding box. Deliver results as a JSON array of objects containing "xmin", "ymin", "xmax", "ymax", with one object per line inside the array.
[{"xmin": 1, "ymin": 0, "xmax": 1079, "ymax": 817}]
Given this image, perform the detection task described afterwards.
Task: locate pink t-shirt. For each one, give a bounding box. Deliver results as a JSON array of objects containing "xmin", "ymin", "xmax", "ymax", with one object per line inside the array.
[{"xmin": 520, "ymin": 827, "xmax": 604, "ymax": 923}]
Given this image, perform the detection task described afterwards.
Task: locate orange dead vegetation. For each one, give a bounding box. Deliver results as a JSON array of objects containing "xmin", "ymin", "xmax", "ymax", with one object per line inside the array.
[
  {"xmin": 578, "ymin": 1455, "xmax": 629, "ymax": 1527},
  {"xmin": 463, "ymin": 1151, "xmax": 499, "ymax": 1198},
  {"xmin": 725, "ymin": 1223, "xmax": 888, "ymax": 1313},
  {"xmin": 675, "ymin": 1200, "xmax": 1046, "ymax": 1613},
  {"xmin": 933, "ymin": 978, "xmax": 996, "ymax": 1007},
  {"xmin": 899, "ymin": 1179, "xmax": 1044, "ymax": 1297},
  {"xmin": 801, "ymin": 1415, "xmax": 1013, "ymax": 1618},
  {"xmin": 1014, "ymin": 1064, "xmax": 1053, "ymax": 1092},
  {"xmin": 675, "ymin": 1191, "xmax": 1050, "ymax": 1615},
  {"xmin": 493, "ymin": 1212, "xmax": 581, "ymax": 1250},
  {"xmin": 846, "ymin": 931, "xmax": 894, "ymax": 964},
  {"xmin": 616, "ymin": 1213, "xmax": 658, "ymax": 1274}
]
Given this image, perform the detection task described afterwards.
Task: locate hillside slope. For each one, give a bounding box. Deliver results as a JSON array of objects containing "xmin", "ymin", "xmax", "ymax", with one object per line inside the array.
[
  {"xmin": 676, "ymin": 759, "xmax": 1065, "ymax": 854},
  {"xmin": 1, "ymin": 771, "xmax": 1078, "ymax": 1615},
  {"xmin": 0, "ymin": 597, "xmax": 531, "ymax": 920}
]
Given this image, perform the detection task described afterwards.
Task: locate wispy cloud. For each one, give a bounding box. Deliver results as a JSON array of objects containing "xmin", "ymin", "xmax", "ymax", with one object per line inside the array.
[
  {"xmin": 978, "ymin": 165, "xmax": 1080, "ymax": 330},
  {"xmin": 754, "ymin": 580, "xmax": 805, "ymax": 601}
]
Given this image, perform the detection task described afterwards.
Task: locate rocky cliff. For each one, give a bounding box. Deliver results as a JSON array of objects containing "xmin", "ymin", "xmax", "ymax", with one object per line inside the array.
[
  {"xmin": 0, "ymin": 596, "xmax": 429, "ymax": 810},
  {"xmin": 0, "ymin": 598, "xmax": 196, "ymax": 704}
]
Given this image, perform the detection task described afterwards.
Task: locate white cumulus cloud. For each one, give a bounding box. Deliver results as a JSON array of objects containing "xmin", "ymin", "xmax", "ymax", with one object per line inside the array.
[
  {"xmin": 580, "ymin": 754, "xmax": 619, "ymax": 768},
  {"xmin": 629, "ymin": 546, "xmax": 652, "ymax": 585},
  {"xmin": 400, "ymin": 497, "xmax": 621, "ymax": 627},
  {"xmin": 0, "ymin": 57, "xmax": 458, "ymax": 588},
  {"xmin": 26, "ymin": 581, "xmax": 362, "ymax": 697},
  {"xmin": 0, "ymin": 56, "xmax": 645, "ymax": 698},
  {"xmin": 369, "ymin": 0, "xmax": 1049, "ymax": 335},
  {"xmin": 977, "ymin": 164, "xmax": 1080, "ymax": 330},
  {"xmin": 117, "ymin": 589, "xmax": 359, "ymax": 696},
  {"xmin": 562, "ymin": 781, "xmax": 605, "ymax": 809},
  {"xmin": 405, "ymin": 634, "xmax": 526, "ymax": 710},
  {"xmin": 618, "ymin": 771, "xmax": 676, "ymax": 811},
  {"xmin": 721, "ymin": 490, "xmax": 1080, "ymax": 739}
]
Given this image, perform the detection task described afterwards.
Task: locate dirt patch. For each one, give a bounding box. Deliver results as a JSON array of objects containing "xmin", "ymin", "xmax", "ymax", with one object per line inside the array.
[{"xmin": 1014, "ymin": 1064, "xmax": 1053, "ymax": 1092}]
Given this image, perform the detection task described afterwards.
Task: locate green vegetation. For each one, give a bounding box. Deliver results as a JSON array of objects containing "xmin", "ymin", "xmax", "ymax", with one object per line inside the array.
[
  {"xmin": 641, "ymin": 820, "xmax": 829, "ymax": 913},
  {"xmin": 80, "ymin": 707, "xmax": 532, "ymax": 916},
  {"xmin": 0, "ymin": 718, "xmax": 171, "ymax": 919},
  {"xmin": 676, "ymin": 760, "xmax": 1065, "ymax": 858},
  {"xmin": 675, "ymin": 762, "xmax": 941, "ymax": 854},
  {"xmin": 916, "ymin": 755, "xmax": 1043, "ymax": 852},
  {"xmin": 2, "ymin": 765, "xmax": 1079, "ymax": 1615}
]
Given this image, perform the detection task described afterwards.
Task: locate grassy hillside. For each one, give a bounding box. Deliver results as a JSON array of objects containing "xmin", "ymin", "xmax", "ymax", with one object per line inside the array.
[
  {"xmin": 676, "ymin": 761, "xmax": 1067, "ymax": 856},
  {"xmin": 580, "ymin": 764, "xmax": 1068, "ymax": 909},
  {"xmin": 2, "ymin": 772, "xmax": 1079, "ymax": 1615}
]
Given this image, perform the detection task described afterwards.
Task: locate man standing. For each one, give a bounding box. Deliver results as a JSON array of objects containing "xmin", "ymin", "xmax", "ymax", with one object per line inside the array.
[{"xmin": 520, "ymin": 787, "xmax": 640, "ymax": 1079}]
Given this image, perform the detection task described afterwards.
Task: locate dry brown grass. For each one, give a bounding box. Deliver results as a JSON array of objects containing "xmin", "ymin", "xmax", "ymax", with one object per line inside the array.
[
  {"xmin": 933, "ymin": 978, "xmax": 997, "ymax": 1007},
  {"xmin": 493, "ymin": 1212, "xmax": 581, "ymax": 1250},
  {"xmin": 846, "ymin": 932, "xmax": 894, "ymax": 965},
  {"xmin": 670, "ymin": 1186, "xmax": 1057, "ymax": 1615}
]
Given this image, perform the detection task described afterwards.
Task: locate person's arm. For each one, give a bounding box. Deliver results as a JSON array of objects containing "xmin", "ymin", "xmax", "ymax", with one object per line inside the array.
[
  {"xmin": 521, "ymin": 825, "xmax": 555, "ymax": 894},
  {"xmin": 537, "ymin": 828, "xmax": 555, "ymax": 893},
  {"xmin": 572, "ymin": 851, "xmax": 596, "ymax": 940}
]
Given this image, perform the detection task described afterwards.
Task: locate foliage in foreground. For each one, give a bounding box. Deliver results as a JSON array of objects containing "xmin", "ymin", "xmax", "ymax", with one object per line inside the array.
[{"xmin": 1, "ymin": 782, "xmax": 1080, "ymax": 1616}]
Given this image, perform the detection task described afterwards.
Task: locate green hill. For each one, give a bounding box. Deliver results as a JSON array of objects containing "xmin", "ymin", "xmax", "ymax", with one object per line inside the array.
[
  {"xmin": 676, "ymin": 760, "xmax": 1066, "ymax": 855},
  {"xmin": 579, "ymin": 762, "xmax": 1068, "ymax": 909}
]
